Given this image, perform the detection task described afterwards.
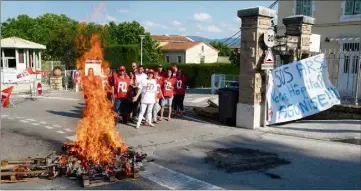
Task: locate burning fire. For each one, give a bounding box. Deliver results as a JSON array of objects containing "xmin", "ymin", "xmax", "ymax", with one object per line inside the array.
[{"xmin": 62, "ymin": 23, "xmax": 128, "ymax": 166}]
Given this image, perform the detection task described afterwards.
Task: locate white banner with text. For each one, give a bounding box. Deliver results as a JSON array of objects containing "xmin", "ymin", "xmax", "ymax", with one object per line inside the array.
[{"xmin": 266, "ymin": 54, "xmax": 341, "ymax": 125}]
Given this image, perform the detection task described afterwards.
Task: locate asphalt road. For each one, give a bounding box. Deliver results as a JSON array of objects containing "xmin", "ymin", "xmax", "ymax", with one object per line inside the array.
[{"xmin": 1, "ymin": 90, "xmax": 360, "ymax": 190}]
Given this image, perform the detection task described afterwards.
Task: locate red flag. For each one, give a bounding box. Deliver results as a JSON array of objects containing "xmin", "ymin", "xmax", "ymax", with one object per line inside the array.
[
  {"xmin": 17, "ymin": 67, "xmax": 34, "ymax": 79},
  {"xmin": 1, "ymin": 86, "xmax": 14, "ymax": 108}
]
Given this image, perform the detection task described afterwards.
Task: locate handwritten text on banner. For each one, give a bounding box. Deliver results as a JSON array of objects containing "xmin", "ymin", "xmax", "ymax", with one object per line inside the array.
[{"xmin": 266, "ymin": 54, "xmax": 341, "ymax": 124}]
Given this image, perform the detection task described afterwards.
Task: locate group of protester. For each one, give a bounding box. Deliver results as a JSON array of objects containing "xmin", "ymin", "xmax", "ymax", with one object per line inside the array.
[{"xmin": 106, "ymin": 62, "xmax": 187, "ymax": 129}]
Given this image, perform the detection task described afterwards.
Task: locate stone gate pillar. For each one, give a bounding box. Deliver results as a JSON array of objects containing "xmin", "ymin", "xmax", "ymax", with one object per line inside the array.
[
  {"xmin": 236, "ymin": 7, "xmax": 276, "ymax": 129},
  {"xmin": 283, "ymin": 15, "xmax": 315, "ymax": 61}
]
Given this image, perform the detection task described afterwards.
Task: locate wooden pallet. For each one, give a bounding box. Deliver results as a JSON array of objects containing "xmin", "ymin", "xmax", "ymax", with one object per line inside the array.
[
  {"xmin": 81, "ymin": 173, "xmax": 140, "ymax": 188},
  {"xmin": 1, "ymin": 157, "xmax": 56, "ymax": 183}
]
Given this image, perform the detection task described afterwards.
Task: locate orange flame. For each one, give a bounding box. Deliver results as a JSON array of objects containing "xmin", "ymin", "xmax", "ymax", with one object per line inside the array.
[{"xmin": 68, "ymin": 22, "xmax": 127, "ymax": 165}]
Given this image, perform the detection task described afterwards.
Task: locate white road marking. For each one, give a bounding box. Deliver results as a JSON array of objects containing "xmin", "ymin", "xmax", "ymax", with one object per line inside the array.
[
  {"xmin": 19, "ymin": 120, "xmax": 29, "ymax": 123},
  {"xmin": 2, "ymin": 114, "xmax": 9, "ymax": 117},
  {"xmin": 26, "ymin": 119, "xmax": 36, "ymax": 122},
  {"xmin": 7, "ymin": 117, "xmax": 14, "ymax": 120},
  {"xmin": 40, "ymin": 121, "xmax": 47, "ymax": 124},
  {"xmin": 66, "ymin": 135, "xmax": 76, "ymax": 142},
  {"xmin": 64, "ymin": 128, "xmax": 73, "ymax": 132},
  {"xmin": 15, "ymin": 116, "xmax": 23, "ymax": 119},
  {"xmin": 53, "ymin": 125, "xmax": 62, "ymax": 128},
  {"xmin": 140, "ymin": 162, "xmax": 224, "ymax": 190},
  {"xmin": 32, "ymin": 123, "xmax": 39, "ymax": 126},
  {"xmin": 45, "ymin": 126, "xmax": 53, "ymax": 129},
  {"xmin": 189, "ymin": 97, "xmax": 210, "ymax": 103},
  {"xmin": 56, "ymin": 130, "xmax": 65, "ymax": 134},
  {"xmin": 16, "ymin": 95, "xmax": 80, "ymax": 101},
  {"xmin": 183, "ymin": 115, "xmax": 211, "ymax": 124}
]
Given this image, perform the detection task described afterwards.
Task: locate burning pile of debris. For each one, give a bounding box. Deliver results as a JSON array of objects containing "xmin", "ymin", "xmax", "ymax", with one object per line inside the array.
[
  {"xmin": 60, "ymin": 143, "xmax": 147, "ymax": 186},
  {"xmin": 1, "ymin": 147, "xmax": 147, "ymax": 187}
]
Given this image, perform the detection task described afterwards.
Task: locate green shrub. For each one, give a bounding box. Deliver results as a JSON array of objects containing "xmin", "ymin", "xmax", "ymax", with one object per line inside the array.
[
  {"xmin": 104, "ymin": 44, "xmax": 139, "ymax": 69},
  {"xmin": 141, "ymin": 62, "xmax": 239, "ymax": 88}
]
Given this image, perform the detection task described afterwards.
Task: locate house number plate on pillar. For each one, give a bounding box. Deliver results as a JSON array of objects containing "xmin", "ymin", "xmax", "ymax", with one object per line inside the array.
[{"xmin": 264, "ymin": 29, "xmax": 275, "ymax": 48}]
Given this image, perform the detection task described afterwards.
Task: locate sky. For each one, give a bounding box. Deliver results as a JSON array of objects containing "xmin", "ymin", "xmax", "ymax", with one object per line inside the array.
[{"xmin": 1, "ymin": 1, "xmax": 277, "ymax": 39}]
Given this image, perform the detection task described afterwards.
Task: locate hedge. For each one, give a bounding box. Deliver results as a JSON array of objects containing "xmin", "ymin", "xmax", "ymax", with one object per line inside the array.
[
  {"xmin": 141, "ymin": 63, "xmax": 239, "ymax": 88},
  {"xmin": 103, "ymin": 44, "xmax": 139, "ymax": 69}
]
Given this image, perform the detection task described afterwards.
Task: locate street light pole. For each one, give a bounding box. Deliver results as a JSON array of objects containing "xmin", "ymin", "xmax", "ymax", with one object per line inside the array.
[{"xmin": 139, "ymin": 35, "xmax": 145, "ymax": 65}]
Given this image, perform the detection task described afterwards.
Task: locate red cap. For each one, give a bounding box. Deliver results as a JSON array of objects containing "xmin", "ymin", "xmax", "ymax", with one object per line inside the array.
[
  {"xmin": 119, "ymin": 66, "xmax": 126, "ymax": 71},
  {"xmin": 147, "ymin": 69, "xmax": 154, "ymax": 74}
]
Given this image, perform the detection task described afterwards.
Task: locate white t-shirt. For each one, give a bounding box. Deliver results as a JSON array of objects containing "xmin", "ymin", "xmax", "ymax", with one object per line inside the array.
[
  {"xmin": 138, "ymin": 78, "xmax": 157, "ymax": 104},
  {"xmin": 136, "ymin": 73, "xmax": 147, "ymax": 86}
]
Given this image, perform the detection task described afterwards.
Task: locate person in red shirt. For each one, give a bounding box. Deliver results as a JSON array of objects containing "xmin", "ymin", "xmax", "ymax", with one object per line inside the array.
[
  {"xmin": 160, "ymin": 69, "xmax": 176, "ymax": 121},
  {"xmin": 156, "ymin": 64, "xmax": 167, "ymax": 78},
  {"xmin": 109, "ymin": 66, "xmax": 130, "ymax": 124},
  {"xmin": 173, "ymin": 69, "xmax": 187, "ymax": 117},
  {"xmin": 171, "ymin": 63, "xmax": 178, "ymax": 78},
  {"xmin": 152, "ymin": 70, "xmax": 164, "ymax": 123},
  {"xmin": 128, "ymin": 71, "xmax": 138, "ymax": 122}
]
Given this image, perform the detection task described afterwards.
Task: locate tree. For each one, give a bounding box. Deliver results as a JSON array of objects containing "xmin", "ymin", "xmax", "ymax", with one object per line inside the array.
[
  {"xmin": 1, "ymin": 14, "xmax": 162, "ymax": 68},
  {"xmin": 229, "ymin": 49, "xmax": 240, "ymax": 67},
  {"xmin": 102, "ymin": 21, "xmax": 162, "ymax": 64},
  {"xmin": 1, "ymin": 14, "xmax": 79, "ymax": 68},
  {"xmin": 209, "ymin": 41, "xmax": 231, "ymax": 57}
]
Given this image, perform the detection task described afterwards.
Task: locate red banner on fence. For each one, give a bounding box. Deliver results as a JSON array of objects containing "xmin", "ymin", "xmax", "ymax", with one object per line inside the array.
[
  {"xmin": 16, "ymin": 67, "xmax": 34, "ymax": 79},
  {"xmin": 1, "ymin": 86, "xmax": 14, "ymax": 108}
]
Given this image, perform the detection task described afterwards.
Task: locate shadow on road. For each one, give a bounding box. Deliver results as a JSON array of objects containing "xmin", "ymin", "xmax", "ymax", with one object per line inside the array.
[
  {"xmin": 152, "ymin": 133, "xmax": 361, "ymax": 190},
  {"xmin": 46, "ymin": 103, "xmax": 84, "ymax": 119},
  {"xmin": 272, "ymin": 126, "xmax": 361, "ymax": 134}
]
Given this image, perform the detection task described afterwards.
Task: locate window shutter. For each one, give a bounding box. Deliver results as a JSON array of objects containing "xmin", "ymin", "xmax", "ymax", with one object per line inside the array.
[
  {"xmin": 354, "ymin": 0, "xmax": 361, "ymax": 14},
  {"xmin": 296, "ymin": 0, "xmax": 303, "ymax": 14},
  {"xmin": 345, "ymin": 0, "xmax": 354, "ymax": 15}
]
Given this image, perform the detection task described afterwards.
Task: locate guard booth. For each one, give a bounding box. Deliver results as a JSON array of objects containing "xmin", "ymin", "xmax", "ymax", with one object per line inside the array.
[{"xmin": 1, "ymin": 37, "xmax": 46, "ymax": 92}]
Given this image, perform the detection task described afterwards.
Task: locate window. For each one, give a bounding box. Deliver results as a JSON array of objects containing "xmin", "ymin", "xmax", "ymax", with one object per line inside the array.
[
  {"xmin": 177, "ymin": 56, "xmax": 182, "ymax": 63},
  {"xmin": 343, "ymin": 42, "xmax": 360, "ymax": 51},
  {"xmin": 344, "ymin": 56, "xmax": 350, "ymax": 73},
  {"xmin": 351, "ymin": 56, "xmax": 359, "ymax": 74},
  {"xmin": 166, "ymin": 56, "xmax": 170, "ymax": 63},
  {"xmin": 4, "ymin": 49, "xmax": 15, "ymax": 58},
  {"xmin": 18, "ymin": 49, "xmax": 24, "ymax": 63},
  {"xmin": 295, "ymin": 0, "xmax": 313, "ymax": 16},
  {"xmin": 200, "ymin": 56, "xmax": 205, "ymax": 63},
  {"xmin": 344, "ymin": 0, "xmax": 361, "ymax": 15},
  {"xmin": 201, "ymin": 46, "xmax": 204, "ymax": 52},
  {"xmin": 343, "ymin": 43, "xmax": 360, "ymax": 74}
]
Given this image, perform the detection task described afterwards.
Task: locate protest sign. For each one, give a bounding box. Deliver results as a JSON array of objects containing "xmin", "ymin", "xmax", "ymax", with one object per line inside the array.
[{"xmin": 266, "ymin": 54, "xmax": 340, "ymax": 125}]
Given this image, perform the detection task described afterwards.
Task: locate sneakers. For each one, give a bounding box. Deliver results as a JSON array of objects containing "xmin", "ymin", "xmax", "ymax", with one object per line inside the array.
[
  {"xmin": 135, "ymin": 124, "xmax": 140, "ymax": 129},
  {"xmin": 148, "ymin": 123, "xmax": 155, "ymax": 127}
]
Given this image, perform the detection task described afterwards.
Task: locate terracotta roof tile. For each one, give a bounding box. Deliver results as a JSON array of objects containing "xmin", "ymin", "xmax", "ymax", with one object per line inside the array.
[
  {"xmin": 151, "ymin": 35, "xmax": 193, "ymax": 42},
  {"xmin": 160, "ymin": 41, "xmax": 201, "ymax": 51}
]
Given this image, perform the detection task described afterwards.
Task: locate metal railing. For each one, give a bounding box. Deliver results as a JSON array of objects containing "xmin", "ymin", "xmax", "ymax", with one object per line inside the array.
[{"xmin": 211, "ymin": 74, "xmax": 239, "ymax": 94}]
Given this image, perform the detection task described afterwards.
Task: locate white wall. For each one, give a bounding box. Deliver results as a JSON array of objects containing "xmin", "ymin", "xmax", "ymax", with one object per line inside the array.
[
  {"xmin": 163, "ymin": 52, "xmax": 186, "ymax": 63},
  {"xmin": 185, "ymin": 42, "xmax": 218, "ymax": 64}
]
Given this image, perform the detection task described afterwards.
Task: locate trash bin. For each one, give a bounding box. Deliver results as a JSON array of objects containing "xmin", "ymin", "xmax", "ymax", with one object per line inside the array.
[{"xmin": 218, "ymin": 87, "xmax": 239, "ymax": 126}]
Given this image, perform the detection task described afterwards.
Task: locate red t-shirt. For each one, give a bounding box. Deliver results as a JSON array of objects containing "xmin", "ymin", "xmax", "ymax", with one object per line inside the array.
[
  {"xmin": 155, "ymin": 77, "xmax": 164, "ymax": 99},
  {"xmin": 113, "ymin": 75, "xmax": 130, "ymax": 99},
  {"xmin": 162, "ymin": 78, "xmax": 176, "ymax": 97},
  {"xmin": 174, "ymin": 76, "xmax": 187, "ymax": 95}
]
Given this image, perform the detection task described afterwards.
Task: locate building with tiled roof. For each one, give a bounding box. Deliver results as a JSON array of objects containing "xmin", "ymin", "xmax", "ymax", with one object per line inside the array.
[{"xmin": 151, "ymin": 35, "xmax": 219, "ymax": 64}]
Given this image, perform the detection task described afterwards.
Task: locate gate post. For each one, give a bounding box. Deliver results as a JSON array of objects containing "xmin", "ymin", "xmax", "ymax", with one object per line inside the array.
[
  {"xmin": 236, "ymin": 7, "xmax": 276, "ymax": 129},
  {"xmin": 283, "ymin": 15, "xmax": 315, "ymax": 61}
]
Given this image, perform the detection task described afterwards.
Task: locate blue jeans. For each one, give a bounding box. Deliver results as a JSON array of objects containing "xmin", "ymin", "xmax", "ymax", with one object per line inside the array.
[{"xmin": 114, "ymin": 98, "xmax": 129, "ymax": 121}]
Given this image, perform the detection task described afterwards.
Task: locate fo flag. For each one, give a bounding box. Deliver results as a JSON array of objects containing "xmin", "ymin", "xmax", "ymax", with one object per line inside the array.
[
  {"xmin": 1, "ymin": 86, "xmax": 14, "ymax": 108},
  {"xmin": 17, "ymin": 67, "xmax": 34, "ymax": 79}
]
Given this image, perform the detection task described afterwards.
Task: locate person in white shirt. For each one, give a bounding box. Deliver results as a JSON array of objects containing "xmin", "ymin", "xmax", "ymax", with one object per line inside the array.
[
  {"xmin": 134, "ymin": 65, "xmax": 147, "ymax": 120},
  {"xmin": 132, "ymin": 69, "xmax": 157, "ymax": 129},
  {"xmin": 135, "ymin": 66, "xmax": 147, "ymax": 85}
]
